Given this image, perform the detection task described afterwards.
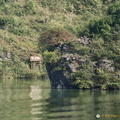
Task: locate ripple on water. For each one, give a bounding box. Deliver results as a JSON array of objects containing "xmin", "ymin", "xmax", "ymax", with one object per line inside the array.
[{"xmin": 1, "ymin": 79, "xmax": 120, "ymax": 120}]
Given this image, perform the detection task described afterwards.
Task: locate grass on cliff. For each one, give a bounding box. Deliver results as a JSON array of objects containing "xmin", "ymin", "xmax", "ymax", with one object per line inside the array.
[{"xmin": 0, "ymin": 0, "xmax": 120, "ymax": 84}]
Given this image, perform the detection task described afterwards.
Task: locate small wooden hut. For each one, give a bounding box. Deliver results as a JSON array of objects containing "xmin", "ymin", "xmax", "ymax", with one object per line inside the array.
[{"xmin": 30, "ymin": 55, "xmax": 42, "ymax": 71}]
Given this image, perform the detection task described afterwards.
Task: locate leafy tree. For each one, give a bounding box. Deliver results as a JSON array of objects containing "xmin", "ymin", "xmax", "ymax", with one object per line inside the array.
[{"xmin": 39, "ymin": 27, "xmax": 75, "ymax": 51}]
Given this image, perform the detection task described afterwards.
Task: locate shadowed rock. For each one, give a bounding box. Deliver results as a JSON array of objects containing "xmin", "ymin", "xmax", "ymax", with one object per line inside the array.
[
  {"xmin": 46, "ymin": 63, "xmax": 71, "ymax": 89},
  {"xmin": 96, "ymin": 59, "xmax": 114, "ymax": 72}
]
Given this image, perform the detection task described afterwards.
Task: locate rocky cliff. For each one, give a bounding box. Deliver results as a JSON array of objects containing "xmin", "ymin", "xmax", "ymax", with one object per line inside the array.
[{"xmin": 45, "ymin": 37, "xmax": 119, "ymax": 89}]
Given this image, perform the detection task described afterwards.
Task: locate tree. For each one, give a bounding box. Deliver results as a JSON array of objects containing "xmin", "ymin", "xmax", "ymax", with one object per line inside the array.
[{"xmin": 39, "ymin": 27, "xmax": 75, "ymax": 51}]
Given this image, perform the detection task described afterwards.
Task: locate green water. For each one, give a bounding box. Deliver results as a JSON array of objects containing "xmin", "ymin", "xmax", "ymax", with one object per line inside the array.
[{"xmin": 0, "ymin": 79, "xmax": 120, "ymax": 120}]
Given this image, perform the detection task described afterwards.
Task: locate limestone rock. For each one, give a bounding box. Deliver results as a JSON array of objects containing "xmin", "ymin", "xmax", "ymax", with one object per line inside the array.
[
  {"xmin": 72, "ymin": 36, "xmax": 92, "ymax": 45},
  {"xmin": 96, "ymin": 59, "xmax": 114, "ymax": 72},
  {"xmin": 0, "ymin": 51, "xmax": 11, "ymax": 60}
]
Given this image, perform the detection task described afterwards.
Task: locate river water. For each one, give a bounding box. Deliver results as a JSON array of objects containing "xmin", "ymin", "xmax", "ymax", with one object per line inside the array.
[{"xmin": 0, "ymin": 79, "xmax": 120, "ymax": 120}]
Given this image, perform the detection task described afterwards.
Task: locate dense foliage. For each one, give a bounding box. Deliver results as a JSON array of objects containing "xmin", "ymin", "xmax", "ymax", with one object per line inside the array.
[
  {"xmin": 39, "ymin": 27, "xmax": 75, "ymax": 51},
  {"xmin": 0, "ymin": 0, "xmax": 120, "ymax": 89}
]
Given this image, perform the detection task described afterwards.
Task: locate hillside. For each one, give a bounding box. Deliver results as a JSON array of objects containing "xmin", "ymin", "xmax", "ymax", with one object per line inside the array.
[{"xmin": 0, "ymin": 0, "xmax": 120, "ymax": 89}]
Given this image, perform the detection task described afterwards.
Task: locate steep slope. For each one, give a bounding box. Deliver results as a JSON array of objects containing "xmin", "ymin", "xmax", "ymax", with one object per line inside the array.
[{"xmin": 0, "ymin": 0, "xmax": 120, "ymax": 89}]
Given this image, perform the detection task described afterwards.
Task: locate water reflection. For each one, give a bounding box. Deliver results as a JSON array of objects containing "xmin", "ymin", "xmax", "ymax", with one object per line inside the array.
[
  {"xmin": 29, "ymin": 85, "xmax": 43, "ymax": 120},
  {"xmin": 0, "ymin": 79, "xmax": 120, "ymax": 120},
  {"xmin": 29, "ymin": 86, "xmax": 42, "ymax": 100},
  {"xmin": 43, "ymin": 90, "xmax": 95, "ymax": 120}
]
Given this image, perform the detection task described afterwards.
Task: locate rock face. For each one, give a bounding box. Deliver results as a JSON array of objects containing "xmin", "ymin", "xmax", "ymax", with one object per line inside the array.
[
  {"xmin": 0, "ymin": 51, "xmax": 11, "ymax": 61},
  {"xmin": 45, "ymin": 39, "xmax": 91, "ymax": 88},
  {"xmin": 45, "ymin": 37, "xmax": 117, "ymax": 89},
  {"xmin": 61, "ymin": 54, "xmax": 86, "ymax": 72},
  {"xmin": 46, "ymin": 63, "xmax": 71, "ymax": 89},
  {"xmin": 46, "ymin": 52, "xmax": 87, "ymax": 88},
  {"xmin": 96, "ymin": 59, "xmax": 114, "ymax": 72},
  {"xmin": 54, "ymin": 43, "xmax": 70, "ymax": 53},
  {"xmin": 72, "ymin": 36, "xmax": 92, "ymax": 45}
]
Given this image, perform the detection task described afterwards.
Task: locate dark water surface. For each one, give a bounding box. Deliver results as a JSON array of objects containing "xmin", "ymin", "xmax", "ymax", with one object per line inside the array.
[{"xmin": 0, "ymin": 79, "xmax": 120, "ymax": 120}]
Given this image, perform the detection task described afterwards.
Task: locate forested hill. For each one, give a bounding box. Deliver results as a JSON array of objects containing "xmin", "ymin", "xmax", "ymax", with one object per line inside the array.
[{"xmin": 0, "ymin": 0, "xmax": 120, "ymax": 89}]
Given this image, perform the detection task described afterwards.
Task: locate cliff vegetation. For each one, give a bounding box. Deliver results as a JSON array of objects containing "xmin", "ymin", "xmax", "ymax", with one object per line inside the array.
[{"xmin": 0, "ymin": 0, "xmax": 120, "ymax": 89}]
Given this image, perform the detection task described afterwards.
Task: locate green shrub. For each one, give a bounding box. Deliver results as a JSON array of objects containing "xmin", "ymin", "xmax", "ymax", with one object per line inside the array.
[
  {"xmin": 12, "ymin": 4, "xmax": 25, "ymax": 16},
  {"xmin": 43, "ymin": 51, "xmax": 60, "ymax": 63},
  {"xmin": 9, "ymin": 26, "xmax": 31, "ymax": 35},
  {"xmin": 65, "ymin": 25, "xmax": 81, "ymax": 37},
  {"xmin": 94, "ymin": 69, "xmax": 112, "ymax": 86},
  {"xmin": 105, "ymin": 83, "xmax": 120, "ymax": 90},
  {"xmin": 0, "ymin": 16, "xmax": 15, "ymax": 29},
  {"xmin": 40, "ymin": 0, "xmax": 66, "ymax": 12},
  {"xmin": 24, "ymin": 0, "xmax": 36, "ymax": 14},
  {"xmin": 40, "ymin": 0, "xmax": 48, "ymax": 7},
  {"xmin": 107, "ymin": 1, "xmax": 120, "ymax": 15},
  {"xmin": 78, "ymin": 46, "xmax": 90, "ymax": 55},
  {"xmin": 72, "ymin": 77, "xmax": 93, "ymax": 89},
  {"xmin": 88, "ymin": 1, "xmax": 120, "ymax": 42},
  {"xmin": 1, "ymin": 3, "xmax": 25, "ymax": 16},
  {"xmin": 0, "ymin": 0, "xmax": 15, "ymax": 5}
]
